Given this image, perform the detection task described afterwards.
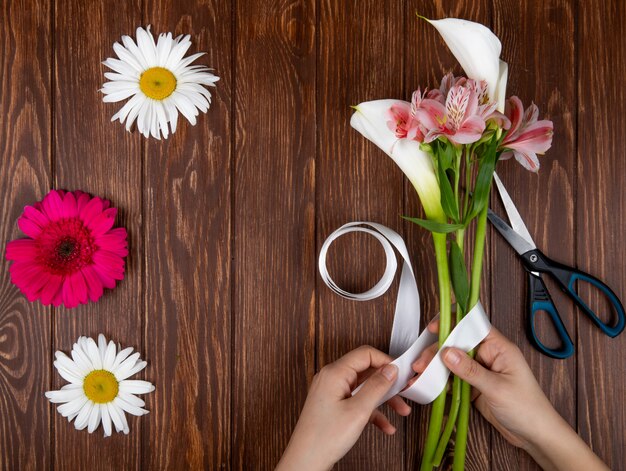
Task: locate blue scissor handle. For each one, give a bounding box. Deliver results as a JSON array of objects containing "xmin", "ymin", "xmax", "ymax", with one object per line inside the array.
[
  {"xmin": 565, "ymin": 272, "xmax": 626, "ymax": 337},
  {"xmin": 527, "ymin": 272, "xmax": 575, "ymax": 359}
]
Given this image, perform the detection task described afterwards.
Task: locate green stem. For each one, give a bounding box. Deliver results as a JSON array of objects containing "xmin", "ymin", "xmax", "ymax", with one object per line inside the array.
[
  {"xmin": 420, "ymin": 232, "xmax": 452, "ymax": 470},
  {"xmin": 453, "ymin": 203, "xmax": 489, "ymax": 471},
  {"xmin": 432, "ymin": 228, "xmax": 466, "ymax": 466}
]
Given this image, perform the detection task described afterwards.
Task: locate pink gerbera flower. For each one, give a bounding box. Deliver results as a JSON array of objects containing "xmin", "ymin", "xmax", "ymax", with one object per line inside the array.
[{"xmin": 5, "ymin": 190, "xmax": 128, "ymax": 309}]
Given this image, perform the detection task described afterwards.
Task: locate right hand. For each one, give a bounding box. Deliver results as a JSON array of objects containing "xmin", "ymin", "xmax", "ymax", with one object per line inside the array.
[
  {"xmin": 412, "ymin": 324, "xmax": 609, "ymax": 471},
  {"xmin": 413, "ymin": 324, "xmax": 557, "ymax": 448}
]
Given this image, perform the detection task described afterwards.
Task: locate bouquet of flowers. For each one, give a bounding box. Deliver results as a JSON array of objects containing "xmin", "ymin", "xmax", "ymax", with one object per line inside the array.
[{"xmin": 351, "ymin": 17, "xmax": 553, "ymax": 470}]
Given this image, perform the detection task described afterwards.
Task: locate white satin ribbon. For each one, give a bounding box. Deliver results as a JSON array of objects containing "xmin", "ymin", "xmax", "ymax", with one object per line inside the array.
[{"xmin": 319, "ymin": 222, "xmax": 491, "ymax": 406}]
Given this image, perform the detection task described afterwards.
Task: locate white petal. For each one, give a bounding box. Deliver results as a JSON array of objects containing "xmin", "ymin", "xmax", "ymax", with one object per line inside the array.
[
  {"xmin": 114, "ymin": 396, "xmax": 148, "ymax": 416},
  {"xmin": 119, "ymin": 392, "xmax": 146, "ymax": 408},
  {"xmin": 57, "ymin": 395, "xmax": 89, "ymax": 418},
  {"xmin": 495, "ymin": 60, "xmax": 508, "ymax": 112},
  {"xmin": 108, "ymin": 403, "xmax": 125, "ymax": 433},
  {"xmin": 74, "ymin": 400, "xmax": 94, "ymax": 430},
  {"xmin": 45, "ymin": 385, "xmax": 84, "ymax": 404},
  {"xmin": 113, "ymin": 42, "xmax": 144, "ymax": 72},
  {"xmin": 53, "ymin": 361, "xmax": 84, "ymax": 384},
  {"xmin": 112, "ymin": 352, "xmax": 140, "ymax": 375},
  {"xmin": 155, "ymin": 32, "xmax": 174, "ymax": 67},
  {"xmin": 119, "ymin": 380, "xmax": 155, "ymax": 394},
  {"xmin": 101, "ymin": 403, "xmax": 112, "ymax": 437},
  {"xmin": 55, "ymin": 351, "xmax": 87, "ymax": 377},
  {"xmin": 427, "ymin": 18, "xmax": 502, "ymax": 102},
  {"xmin": 115, "ymin": 360, "xmax": 147, "ymax": 381},
  {"xmin": 164, "ymin": 98, "xmax": 179, "ymax": 133},
  {"xmin": 87, "ymin": 403, "xmax": 101, "ymax": 433},
  {"xmin": 86, "ymin": 338, "xmax": 103, "ymax": 369},
  {"xmin": 390, "ymin": 139, "xmax": 444, "ymax": 221},
  {"xmin": 122, "ymin": 34, "xmax": 149, "ymax": 70},
  {"xmin": 97, "ymin": 334, "xmax": 108, "ymax": 362},
  {"xmin": 350, "ymin": 100, "xmax": 407, "ymax": 157},
  {"xmin": 111, "ymin": 93, "xmax": 144, "ymax": 125},
  {"xmin": 136, "ymin": 26, "xmax": 157, "ymax": 66},
  {"xmin": 102, "ymin": 88, "xmax": 139, "ymax": 103},
  {"xmin": 171, "ymin": 92, "xmax": 198, "ymax": 125},
  {"xmin": 103, "ymin": 341, "xmax": 117, "ymax": 371},
  {"xmin": 165, "ymin": 36, "xmax": 192, "ymax": 70},
  {"xmin": 154, "ymin": 101, "xmax": 169, "ymax": 139},
  {"xmin": 102, "ymin": 58, "xmax": 139, "ymax": 79}
]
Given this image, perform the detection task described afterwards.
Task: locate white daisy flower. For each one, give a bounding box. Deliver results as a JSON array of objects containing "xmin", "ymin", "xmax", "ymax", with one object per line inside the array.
[
  {"xmin": 101, "ymin": 25, "xmax": 219, "ymax": 139},
  {"xmin": 46, "ymin": 334, "xmax": 155, "ymax": 437}
]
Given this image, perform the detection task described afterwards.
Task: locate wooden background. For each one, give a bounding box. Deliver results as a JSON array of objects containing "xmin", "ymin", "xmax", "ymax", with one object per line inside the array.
[{"xmin": 1, "ymin": 0, "xmax": 624, "ymax": 469}]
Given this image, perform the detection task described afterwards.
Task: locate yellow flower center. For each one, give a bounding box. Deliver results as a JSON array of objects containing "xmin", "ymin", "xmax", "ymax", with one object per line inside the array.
[
  {"xmin": 139, "ymin": 67, "xmax": 177, "ymax": 100},
  {"xmin": 83, "ymin": 370, "xmax": 119, "ymax": 403}
]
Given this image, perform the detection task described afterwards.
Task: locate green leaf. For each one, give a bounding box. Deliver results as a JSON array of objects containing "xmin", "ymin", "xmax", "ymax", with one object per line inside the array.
[
  {"xmin": 466, "ymin": 138, "xmax": 499, "ymax": 221},
  {"xmin": 449, "ymin": 241, "xmax": 469, "ymax": 313},
  {"xmin": 439, "ymin": 141, "xmax": 455, "ymax": 170},
  {"xmin": 402, "ymin": 216, "xmax": 464, "ymax": 234},
  {"xmin": 437, "ymin": 163, "xmax": 459, "ymax": 222}
]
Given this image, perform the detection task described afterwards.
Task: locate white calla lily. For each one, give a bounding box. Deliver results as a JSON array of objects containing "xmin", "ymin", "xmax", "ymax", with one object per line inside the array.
[
  {"xmin": 350, "ymin": 101, "xmax": 445, "ymax": 222},
  {"xmin": 427, "ymin": 17, "xmax": 508, "ymax": 111}
]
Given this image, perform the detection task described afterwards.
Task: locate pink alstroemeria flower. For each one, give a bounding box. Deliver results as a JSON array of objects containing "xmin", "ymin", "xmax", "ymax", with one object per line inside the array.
[
  {"xmin": 423, "ymin": 82, "xmax": 486, "ymax": 145},
  {"xmin": 500, "ymin": 96, "xmax": 553, "ymax": 172}
]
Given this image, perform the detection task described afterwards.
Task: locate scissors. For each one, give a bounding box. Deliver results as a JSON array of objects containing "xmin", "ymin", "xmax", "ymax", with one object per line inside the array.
[{"xmin": 487, "ymin": 173, "xmax": 626, "ymax": 359}]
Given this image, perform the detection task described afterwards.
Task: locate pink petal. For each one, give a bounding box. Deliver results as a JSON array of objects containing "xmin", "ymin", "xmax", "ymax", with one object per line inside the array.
[
  {"xmin": 504, "ymin": 96, "xmax": 524, "ymax": 139},
  {"xmin": 81, "ymin": 266, "xmax": 104, "ymax": 302},
  {"xmin": 506, "ymin": 121, "xmax": 553, "ymax": 153},
  {"xmin": 61, "ymin": 192, "xmax": 78, "ymax": 218},
  {"xmin": 69, "ymin": 271, "xmax": 88, "ymax": 305},
  {"xmin": 41, "ymin": 190, "xmax": 64, "ymax": 221},
  {"xmin": 75, "ymin": 192, "xmax": 91, "ymax": 213},
  {"xmin": 93, "ymin": 265, "xmax": 117, "ymax": 289},
  {"xmin": 78, "ymin": 197, "xmax": 104, "ymax": 227},
  {"xmin": 62, "ymin": 278, "xmax": 78, "ymax": 309},
  {"xmin": 40, "ymin": 274, "xmax": 64, "ymax": 305},
  {"xmin": 513, "ymin": 149, "xmax": 540, "ymax": 173},
  {"xmin": 17, "ymin": 216, "xmax": 43, "ymax": 238},
  {"xmin": 23, "ymin": 206, "xmax": 50, "ymax": 228},
  {"xmin": 86, "ymin": 208, "xmax": 117, "ymax": 236},
  {"xmin": 95, "ymin": 233, "xmax": 128, "ymax": 257},
  {"xmin": 5, "ymin": 239, "xmax": 37, "ymax": 261}
]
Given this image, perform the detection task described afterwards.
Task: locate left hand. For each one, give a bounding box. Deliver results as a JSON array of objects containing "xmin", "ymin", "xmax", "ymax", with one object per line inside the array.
[{"xmin": 276, "ymin": 345, "xmax": 411, "ymax": 471}]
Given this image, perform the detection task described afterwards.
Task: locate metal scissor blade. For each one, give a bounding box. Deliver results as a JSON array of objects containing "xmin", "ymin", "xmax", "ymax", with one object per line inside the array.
[
  {"xmin": 487, "ymin": 209, "xmax": 536, "ymax": 255},
  {"xmin": 492, "ymin": 173, "xmax": 537, "ymax": 249}
]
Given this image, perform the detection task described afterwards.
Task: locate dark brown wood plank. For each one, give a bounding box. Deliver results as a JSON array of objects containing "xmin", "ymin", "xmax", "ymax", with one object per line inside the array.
[
  {"xmin": 317, "ymin": 1, "xmax": 406, "ymax": 469},
  {"xmin": 0, "ymin": 0, "xmax": 52, "ymax": 468},
  {"xmin": 141, "ymin": 2, "xmax": 232, "ymax": 469},
  {"xmin": 233, "ymin": 0, "xmax": 316, "ymax": 468},
  {"xmin": 403, "ymin": 2, "xmax": 493, "ymax": 469},
  {"xmin": 491, "ymin": 1, "xmax": 577, "ymax": 469},
  {"xmin": 577, "ymin": 1, "xmax": 626, "ymax": 468},
  {"xmin": 53, "ymin": 0, "xmax": 142, "ymax": 468}
]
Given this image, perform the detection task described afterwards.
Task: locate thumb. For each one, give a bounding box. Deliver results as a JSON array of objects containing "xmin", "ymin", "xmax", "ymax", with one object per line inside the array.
[
  {"xmin": 351, "ymin": 364, "xmax": 398, "ymax": 411},
  {"xmin": 443, "ymin": 348, "xmax": 495, "ymax": 392}
]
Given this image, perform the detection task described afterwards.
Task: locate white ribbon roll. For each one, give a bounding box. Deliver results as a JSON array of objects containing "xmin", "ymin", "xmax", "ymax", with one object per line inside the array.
[{"xmin": 319, "ymin": 222, "xmax": 491, "ymax": 406}]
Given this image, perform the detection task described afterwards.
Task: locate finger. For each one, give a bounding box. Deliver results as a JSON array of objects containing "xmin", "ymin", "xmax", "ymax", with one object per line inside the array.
[
  {"xmin": 350, "ymin": 364, "xmax": 398, "ymax": 411},
  {"xmin": 442, "ymin": 348, "xmax": 496, "ymax": 392},
  {"xmin": 386, "ymin": 395, "xmax": 411, "ymax": 416},
  {"xmin": 427, "ymin": 318, "xmax": 439, "ymax": 333},
  {"xmin": 370, "ymin": 410, "xmax": 396, "ymax": 435},
  {"xmin": 333, "ymin": 345, "xmax": 393, "ymax": 374},
  {"xmin": 411, "ymin": 343, "xmax": 438, "ymax": 373}
]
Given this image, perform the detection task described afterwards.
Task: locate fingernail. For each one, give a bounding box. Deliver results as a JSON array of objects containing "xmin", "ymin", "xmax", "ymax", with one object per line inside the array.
[
  {"xmin": 445, "ymin": 349, "xmax": 461, "ymax": 365},
  {"xmin": 382, "ymin": 364, "xmax": 398, "ymax": 381}
]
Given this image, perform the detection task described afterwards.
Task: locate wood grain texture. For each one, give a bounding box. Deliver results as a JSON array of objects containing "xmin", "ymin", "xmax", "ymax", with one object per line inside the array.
[
  {"xmin": 317, "ymin": 1, "xmax": 407, "ymax": 469},
  {"xmin": 141, "ymin": 1, "xmax": 232, "ymax": 468},
  {"xmin": 577, "ymin": 1, "xmax": 626, "ymax": 468},
  {"xmin": 1, "ymin": 0, "xmax": 626, "ymax": 469},
  {"xmin": 53, "ymin": 0, "xmax": 143, "ymax": 469},
  {"xmin": 0, "ymin": 0, "xmax": 52, "ymax": 468},
  {"xmin": 233, "ymin": 0, "xmax": 316, "ymax": 468},
  {"xmin": 491, "ymin": 1, "xmax": 577, "ymax": 470}
]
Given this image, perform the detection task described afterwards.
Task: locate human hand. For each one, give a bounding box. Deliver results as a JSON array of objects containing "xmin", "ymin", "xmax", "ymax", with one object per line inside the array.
[
  {"xmin": 276, "ymin": 346, "xmax": 411, "ymax": 471},
  {"xmin": 412, "ymin": 324, "xmax": 608, "ymax": 471}
]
